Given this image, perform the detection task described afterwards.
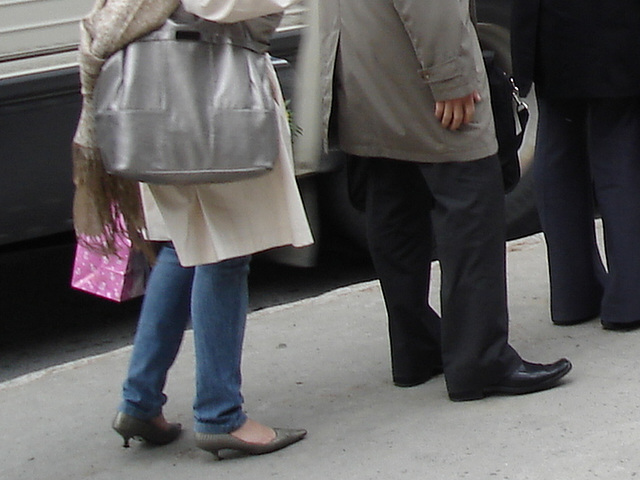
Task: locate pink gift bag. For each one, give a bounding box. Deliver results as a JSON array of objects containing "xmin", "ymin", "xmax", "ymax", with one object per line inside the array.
[{"xmin": 71, "ymin": 233, "xmax": 149, "ymax": 302}]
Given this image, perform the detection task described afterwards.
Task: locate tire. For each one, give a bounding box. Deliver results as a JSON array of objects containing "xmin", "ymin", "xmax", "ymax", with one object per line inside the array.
[{"xmin": 317, "ymin": 155, "xmax": 369, "ymax": 255}]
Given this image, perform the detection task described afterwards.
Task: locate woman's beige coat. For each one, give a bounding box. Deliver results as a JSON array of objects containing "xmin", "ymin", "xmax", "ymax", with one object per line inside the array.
[
  {"xmin": 142, "ymin": 0, "xmax": 313, "ymax": 267},
  {"xmin": 316, "ymin": 0, "xmax": 498, "ymax": 164}
]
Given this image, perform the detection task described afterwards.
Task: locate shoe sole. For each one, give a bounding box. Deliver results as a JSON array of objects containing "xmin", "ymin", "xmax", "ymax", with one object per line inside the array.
[
  {"xmin": 449, "ymin": 362, "xmax": 572, "ymax": 402},
  {"xmin": 552, "ymin": 316, "xmax": 596, "ymax": 326},
  {"xmin": 602, "ymin": 320, "xmax": 640, "ymax": 331}
]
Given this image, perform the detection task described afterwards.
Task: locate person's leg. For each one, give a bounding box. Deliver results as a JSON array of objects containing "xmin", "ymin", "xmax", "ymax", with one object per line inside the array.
[
  {"xmin": 364, "ymin": 158, "xmax": 442, "ymax": 386},
  {"xmin": 188, "ymin": 255, "xmax": 307, "ymax": 456},
  {"xmin": 534, "ymin": 95, "xmax": 606, "ymax": 323},
  {"xmin": 119, "ymin": 244, "xmax": 193, "ymax": 420},
  {"xmin": 420, "ymin": 156, "xmax": 521, "ymax": 397},
  {"xmin": 589, "ymin": 96, "xmax": 640, "ymax": 327},
  {"xmin": 190, "ymin": 255, "xmax": 251, "ymax": 434}
]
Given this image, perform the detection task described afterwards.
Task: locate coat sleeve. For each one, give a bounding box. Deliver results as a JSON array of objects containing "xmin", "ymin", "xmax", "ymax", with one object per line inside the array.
[
  {"xmin": 181, "ymin": 0, "xmax": 300, "ymax": 23},
  {"xmin": 392, "ymin": 0, "xmax": 481, "ymax": 101},
  {"xmin": 510, "ymin": 0, "xmax": 540, "ymax": 97}
]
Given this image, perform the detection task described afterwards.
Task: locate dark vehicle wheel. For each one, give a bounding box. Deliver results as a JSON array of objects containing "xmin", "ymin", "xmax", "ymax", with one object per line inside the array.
[{"xmin": 317, "ymin": 158, "xmax": 369, "ymax": 255}]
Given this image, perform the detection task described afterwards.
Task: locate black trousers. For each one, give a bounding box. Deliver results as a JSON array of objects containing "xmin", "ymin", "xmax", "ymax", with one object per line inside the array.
[
  {"xmin": 535, "ymin": 95, "xmax": 640, "ymax": 324},
  {"xmin": 363, "ymin": 156, "xmax": 521, "ymax": 395}
]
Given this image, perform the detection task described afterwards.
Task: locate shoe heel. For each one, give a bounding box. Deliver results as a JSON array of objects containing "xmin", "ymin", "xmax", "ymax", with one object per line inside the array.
[
  {"xmin": 112, "ymin": 416, "xmax": 132, "ymax": 447},
  {"xmin": 111, "ymin": 412, "xmax": 181, "ymax": 447}
]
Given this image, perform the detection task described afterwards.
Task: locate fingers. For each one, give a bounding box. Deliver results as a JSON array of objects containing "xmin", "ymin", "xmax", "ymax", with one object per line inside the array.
[
  {"xmin": 435, "ymin": 100, "xmax": 445, "ymax": 123},
  {"xmin": 434, "ymin": 90, "xmax": 481, "ymax": 131},
  {"xmin": 442, "ymin": 97, "xmax": 474, "ymax": 130}
]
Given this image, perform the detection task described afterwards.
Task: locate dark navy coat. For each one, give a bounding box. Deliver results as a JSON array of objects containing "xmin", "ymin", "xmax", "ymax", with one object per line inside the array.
[{"xmin": 511, "ymin": 0, "xmax": 640, "ymax": 98}]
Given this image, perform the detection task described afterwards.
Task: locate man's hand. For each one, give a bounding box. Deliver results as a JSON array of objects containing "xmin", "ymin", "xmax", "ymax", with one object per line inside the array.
[{"xmin": 435, "ymin": 90, "xmax": 482, "ymax": 131}]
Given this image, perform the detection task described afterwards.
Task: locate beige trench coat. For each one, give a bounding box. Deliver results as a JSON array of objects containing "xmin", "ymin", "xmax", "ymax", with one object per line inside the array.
[
  {"xmin": 316, "ymin": 0, "xmax": 498, "ymax": 164},
  {"xmin": 141, "ymin": 0, "xmax": 313, "ymax": 267}
]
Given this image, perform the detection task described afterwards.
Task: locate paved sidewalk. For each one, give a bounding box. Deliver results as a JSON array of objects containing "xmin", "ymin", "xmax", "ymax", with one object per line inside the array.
[{"xmin": 3, "ymin": 226, "xmax": 640, "ymax": 479}]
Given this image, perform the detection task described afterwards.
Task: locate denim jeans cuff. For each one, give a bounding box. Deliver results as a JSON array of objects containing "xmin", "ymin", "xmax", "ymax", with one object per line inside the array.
[
  {"xmin": 118, "ymin": 401, "xmax": 162, "ymax": 422},
  {"xmin": 194, "ymin": 411, "xmax": 247, "ymax": 435}
]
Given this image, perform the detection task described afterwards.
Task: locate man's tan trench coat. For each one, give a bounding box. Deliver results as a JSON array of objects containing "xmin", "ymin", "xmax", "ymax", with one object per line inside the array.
[
  {"xmin": 141, "ymin": 0, "xmax": 313, "ymax": 267},
  {"xmin": 314, "ymin": 0, "xmax": 498, "ymax": 164}
]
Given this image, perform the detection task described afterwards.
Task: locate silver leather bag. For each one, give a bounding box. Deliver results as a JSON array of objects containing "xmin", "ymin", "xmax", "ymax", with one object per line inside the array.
[{"xmin": 94, "ymin": 9, "xmax": 280, "ymax": 184}]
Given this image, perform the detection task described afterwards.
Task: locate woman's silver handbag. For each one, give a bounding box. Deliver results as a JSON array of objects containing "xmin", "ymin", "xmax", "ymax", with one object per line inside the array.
[{"xmin": 94, "ymin": 10, "xmax": 280, "ymax": 184}]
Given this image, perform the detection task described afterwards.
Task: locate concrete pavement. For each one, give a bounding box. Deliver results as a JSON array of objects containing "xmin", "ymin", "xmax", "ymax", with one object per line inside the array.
[{"xmin": 3, "ymin": 223, "xmax": 640, "ymax": 479}]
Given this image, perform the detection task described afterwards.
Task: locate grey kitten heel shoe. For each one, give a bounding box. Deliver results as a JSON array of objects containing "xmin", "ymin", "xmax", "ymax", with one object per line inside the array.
[
  {"xmin": 195, "ymin": 428, "xmax": 307, "ymax": 460},
  {"xmin": 112, "ymin": 412, "xmax": 182, "ymax": 447}
]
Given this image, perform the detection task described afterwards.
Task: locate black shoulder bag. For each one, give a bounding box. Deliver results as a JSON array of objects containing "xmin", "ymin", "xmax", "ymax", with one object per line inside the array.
[{"xmin": 483, "ymin": 50, "xmax": 530, "ymax": 194}]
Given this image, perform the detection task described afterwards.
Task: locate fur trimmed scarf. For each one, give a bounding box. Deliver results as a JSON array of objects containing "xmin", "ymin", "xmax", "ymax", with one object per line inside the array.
[{"xmin": 72, "ymin": 0, "xmax": 180, "ymax": 257}]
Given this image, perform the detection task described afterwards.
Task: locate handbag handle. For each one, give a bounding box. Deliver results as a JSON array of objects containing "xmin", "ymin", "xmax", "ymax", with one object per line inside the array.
[
  {"xmin": 175, "ymin": 30, "xmax": 201, "ymax": 41},
  {"xmin": 137, "ymin": 15, "xmax": 269, "ymax": 53}
]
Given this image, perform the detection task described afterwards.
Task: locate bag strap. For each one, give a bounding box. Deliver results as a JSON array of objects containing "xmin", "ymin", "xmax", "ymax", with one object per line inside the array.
[{"xmin": 512, "ymin": 78, "xmax": 530, "ymax": 140}]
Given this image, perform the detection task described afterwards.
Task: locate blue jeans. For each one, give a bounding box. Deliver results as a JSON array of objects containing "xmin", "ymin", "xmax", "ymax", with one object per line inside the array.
[{"xmin": 119, "ymin": 244, "xmax": 251, "ymax": 434}]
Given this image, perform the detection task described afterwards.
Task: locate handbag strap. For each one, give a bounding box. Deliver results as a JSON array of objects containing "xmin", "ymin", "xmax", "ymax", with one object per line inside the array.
[{"xmin": 510, "ymin": 76, "xmax": 530, "ymax": 140}]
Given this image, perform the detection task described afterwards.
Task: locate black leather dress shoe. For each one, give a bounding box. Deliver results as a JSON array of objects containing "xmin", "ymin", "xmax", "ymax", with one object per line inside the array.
[
  {"xmin": 602, "ymin": 319, "xmax": 640, "ymax": 331},
  {"xmin": 393, "ymin": 366, "xmax": 443, "ymax": 388},
  {"xmin": 449, "ymin": 358, "xmax": 572, "ymax": 402}
]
